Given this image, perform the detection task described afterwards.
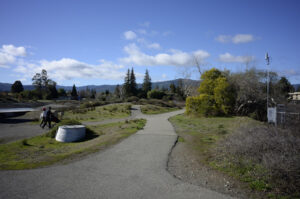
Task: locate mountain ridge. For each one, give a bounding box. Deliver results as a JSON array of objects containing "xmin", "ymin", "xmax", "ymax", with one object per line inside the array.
[{"xmin": 0, "ymin": 79, "xmax": 200, "ymax": 93}]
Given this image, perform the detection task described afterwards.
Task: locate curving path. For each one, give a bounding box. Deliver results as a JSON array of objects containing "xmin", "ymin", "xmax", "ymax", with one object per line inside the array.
[{"xmin": 0, "ymin": 106, "xmax": 235, "ymax": 199}]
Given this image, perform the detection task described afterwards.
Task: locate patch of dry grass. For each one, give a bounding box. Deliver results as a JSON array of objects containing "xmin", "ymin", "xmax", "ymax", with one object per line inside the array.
[
  {"xmin": 64, "ymin": 104, "xmax": 131, "ymax": 122},
  {"xmin": 0, "ymin": 118, "xmax": 146, "ymax": 170},
  {"xmin": 141, "ymin": 104, "xmax": 180, "ymax": 115},
  {"xmin": 170, "ymin": 113, "xmax": 300, "ymax": 198},
  {"xmin": 213, "ymin": 125, "xmax": 300, "ymax": 198}
]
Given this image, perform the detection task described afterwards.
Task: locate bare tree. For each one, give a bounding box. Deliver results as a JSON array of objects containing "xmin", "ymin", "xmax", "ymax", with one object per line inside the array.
[{"xmin": 176, "ymin": 55, "xmax": 209, "ymax": 97}]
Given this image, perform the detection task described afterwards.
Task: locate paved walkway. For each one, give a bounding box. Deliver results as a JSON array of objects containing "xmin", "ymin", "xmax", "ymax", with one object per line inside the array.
[{"xmin": 0, "ymin": 106, "xmax": 235, "ymax": 199}]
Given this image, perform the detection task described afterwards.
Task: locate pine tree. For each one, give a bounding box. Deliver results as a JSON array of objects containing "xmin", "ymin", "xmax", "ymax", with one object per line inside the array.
[
  {"xmin": 130, "ymin": 68, "xmax": 137, "ymax": 96},
  {"xmin": 142, "ymin": 69, "xmax": 152, "ymax": 93},
  {"xmin": 114, "ymin": 84, "xmax": 121, "ymax": 98},
  {"xmin": 71, "ymin": 84, "xmax": 78, "ymax": 99},
  {"xmin": 123, "ymin": 69, "xmax": 131, "ymax": 97},
  {"xmin": 11, "ymin": 80, "xmax": 24, "ymax": 93},
  {"xmin": 169, "ymin": 83, "xmax": 176, "ymax": 94}
]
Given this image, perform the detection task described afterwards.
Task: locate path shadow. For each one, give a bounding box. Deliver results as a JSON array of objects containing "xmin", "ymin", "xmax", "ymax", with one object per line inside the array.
[
  {"xmin": 0, "ymin": 118, "xmax": 35, "ymax": 124},
  {"xmin": 74, "ymin": 128, "xmax": 99, "ymax": 142}
]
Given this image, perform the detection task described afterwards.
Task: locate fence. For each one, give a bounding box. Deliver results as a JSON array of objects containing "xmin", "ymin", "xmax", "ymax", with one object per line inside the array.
[{"xmin": 277, "ymin": 111, "xmax": 300, "ymax": 128}]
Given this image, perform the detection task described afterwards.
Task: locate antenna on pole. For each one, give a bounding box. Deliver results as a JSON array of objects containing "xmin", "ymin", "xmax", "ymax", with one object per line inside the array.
[
  {"xmin": 265, "ymin": 53, "xmax": 270, "ymax": 65},
  {"xmin": 265, "ymin": 52, "xmax": 270, "ymax": 109}
]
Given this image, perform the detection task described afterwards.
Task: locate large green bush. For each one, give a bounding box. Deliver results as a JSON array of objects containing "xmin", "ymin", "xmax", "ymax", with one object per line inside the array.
[
  {"xmin": 186, "ymin": 68, "xmax": 235, "ymax": 116},
  {"xmin": 186, "ymin": 94, "xmax": 217, "ymax": 116}
]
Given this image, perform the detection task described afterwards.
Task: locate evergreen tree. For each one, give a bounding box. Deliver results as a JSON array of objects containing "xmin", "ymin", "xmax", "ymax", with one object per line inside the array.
[
  {"xmin": 276, "ymin": 77, "xmax": 294, "ymax": 97},
  {"xmin": 114, "ymin": 84, "xmax": 121, "ymax": 98},
  {"xmin": 123, "ymin": 69, "xmax": 131, "ymax": 97},
  {"xmin": 11, "ymin": 80, "xmax": 24, "ymax": 93},
  {"xmin": 46, "ymin": 84, "xmax": 58, "ymax": 99},
  {"xmin": 169, "ymin": 83, "xmax": 176, "ymax": 94},
  {"xmin": 130, "ymin": 68, "xmax": 137, "ymax": 96},
  {"xmin": 71, "ymin": 84, "xmax": 78, "ymax": 99},
  {"xmin": 90, "ymin": 89, "xmax": 96, "ymax": 99},
  {"xmin": 123, "ymin": 68, "xmax": 138, "ymax": 97},
  {"xmin": 142, "ymin": 69, "xmax": 152, "ymax": 93},
  {"xmin": 58, "ymin": 88, "xmax": 67, "ymax": 97}
]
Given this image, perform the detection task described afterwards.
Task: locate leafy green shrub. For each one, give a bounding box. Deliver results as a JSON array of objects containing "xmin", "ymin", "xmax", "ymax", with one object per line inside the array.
[
  {"xmin": 147, "ymin": 90, "xmax": 166, "ymax": 99},
  {"xmin": 186, "ymin": 68, "xmax": 235, "ymax": 116},
  {"xmin": 186, "ymin": 94, "xmax": 217, "ymax": 116},
  {"xmin": 19, "ymin": 90, "xmax": 42, "ymax": 100},
  {"xmin": 45, "ymin": 120, "xmax": 82, "ymax": 138}
]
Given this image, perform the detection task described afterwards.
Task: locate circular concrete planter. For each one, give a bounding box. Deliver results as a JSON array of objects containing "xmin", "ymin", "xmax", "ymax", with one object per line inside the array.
[{"xmin": 55, "ymin": 125, "xmax": 86, "ymax": 142}]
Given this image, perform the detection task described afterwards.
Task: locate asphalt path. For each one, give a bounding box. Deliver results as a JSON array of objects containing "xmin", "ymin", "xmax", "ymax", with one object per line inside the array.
[{"xmin": 0, "ymin": 106, "xmax": 235, "ymax": 199}]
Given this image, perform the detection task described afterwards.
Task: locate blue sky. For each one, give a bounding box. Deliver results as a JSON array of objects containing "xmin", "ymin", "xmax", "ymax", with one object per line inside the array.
[{"xmin": 1, "ymin": 0, "xmax": 300, "ymax": 86}]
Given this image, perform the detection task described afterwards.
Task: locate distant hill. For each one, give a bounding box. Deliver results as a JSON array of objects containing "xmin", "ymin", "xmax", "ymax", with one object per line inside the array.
[{"xmin": 0, "ymin": 79, "xmax": 200, "ymax": 93}]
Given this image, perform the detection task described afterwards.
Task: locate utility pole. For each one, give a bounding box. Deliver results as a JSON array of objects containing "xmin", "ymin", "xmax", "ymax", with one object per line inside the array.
[{"xmin": 265, "ymin": 52, "xmax": 270, "ymax": 109}]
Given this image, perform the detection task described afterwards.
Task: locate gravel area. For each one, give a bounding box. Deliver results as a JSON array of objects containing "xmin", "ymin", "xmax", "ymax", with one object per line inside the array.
[{"xmin": 168, "ymin": 140, "xmax": 251, "ymax": 199}]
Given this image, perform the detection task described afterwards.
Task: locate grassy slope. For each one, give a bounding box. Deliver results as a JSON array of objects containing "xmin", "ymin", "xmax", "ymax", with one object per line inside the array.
[
  {"xmin": 169, "ymin": 115, "xmax": 265, "ymax": 196},
  {"xmin": 141, "ymin": 104, "xmax": 180, "ymax": 115},
  {"xmin": 170, "ymin": 114, "xmax": 300, "ymax": 199},
  {"xmin": 64, "ymin": 104, "xmax": 131, "ymax": 122},
  {"xmin": 0, "ymin": 119, "xmax": 146, "ymax": 170},
  {"xmin": 169, "ymin": 115, "xmax": 259, "ymax": 155}
]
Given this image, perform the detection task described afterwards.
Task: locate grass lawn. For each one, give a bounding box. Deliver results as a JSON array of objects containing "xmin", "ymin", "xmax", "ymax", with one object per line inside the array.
[
  {"xmin": 141, "ymin": 104, "xmax": 180, "ymax": 115},
  {"xmin": 169, "ymin": 114, "xmax": 259, "ymax": 156},
  {"xmin": 63, "ymin": 104, "xmax": 131, "ymax": 122},
  {"xmin": 0, "ymin": 118, "xmax": 146, "ymax": 170}
]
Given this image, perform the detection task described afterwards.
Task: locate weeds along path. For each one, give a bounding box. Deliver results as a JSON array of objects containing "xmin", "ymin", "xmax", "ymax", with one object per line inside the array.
[
  {"xmin": 82, "ymin": 104, "xmax": 141, "ymax": 126},
  {"xmin": 0, "ymin": 106, "xmax": 235, "ymax": 199}
]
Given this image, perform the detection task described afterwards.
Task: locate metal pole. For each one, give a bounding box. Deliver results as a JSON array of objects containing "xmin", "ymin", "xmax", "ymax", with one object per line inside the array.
[
  {"xmin": 265, "ymin": 53, "xmax": 270, "ymax": 121},
  {"xmin": 267, "ymin": 68, "xmax": 269, "ymax": 108}
]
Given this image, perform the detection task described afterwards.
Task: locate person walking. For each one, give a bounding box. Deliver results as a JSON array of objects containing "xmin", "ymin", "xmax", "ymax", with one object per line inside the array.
[
  {"xmin": 39, "ymin": 107, "xmax": 47, "ymax": 128},
  {"xmin": 42, "ymin": 107, "xmax": 52, "ymax": 129}
]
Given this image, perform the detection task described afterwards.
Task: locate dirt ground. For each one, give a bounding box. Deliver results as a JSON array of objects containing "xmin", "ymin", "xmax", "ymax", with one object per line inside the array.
[{"xmin": 167, "ymin": 140, "xmax": 255, "ymax": 199}]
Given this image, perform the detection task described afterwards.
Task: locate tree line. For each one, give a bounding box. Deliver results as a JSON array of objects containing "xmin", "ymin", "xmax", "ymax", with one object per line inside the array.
[
  {"xmin": 9, "ymin": 68, "xmax": 186, "ymax": 101},
  {"xmin": 186, "ymin": 67, "xmax": 296, "ymax": 121}
]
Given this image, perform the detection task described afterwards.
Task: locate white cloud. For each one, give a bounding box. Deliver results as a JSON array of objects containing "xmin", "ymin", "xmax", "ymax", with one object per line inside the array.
[
  {"xmin": 120, "ymin": 43, "xmax": 210, "ymax": 67},
  {"xmin": 280, "ymin": 69, "xmax": 300, "ymax": 77},
  {"xmin": 0, "ymin": 52, "xmax": 15, "ymax": 68},
  {"xmin": 2, "ymin": 45, "xmax": 26, "ymax": 56},
  {"xmin": 124, "ymin": 31, "xmax": 137, "ymax": 40},
  {"xmin": 162, "ymin": 74, "xmax": 167, "ymax": 78},
  {"xmin": 219, "ymin": 53, "xmax": 254, "ymax": 63},
  {"xmin": 215, "ymin": 34, "xmax": 255, "ymax": 44},
  {"xmin": 147, "ymin": 43, "xmax": 161, "ymax": 49},
  {"xmin": 14, "ymin": 58, "xmax": 125, "ymax": 81},
  {"xmin": 215, "ymin": 35, "xmax": 232, "ymax": 43},
  {"xmin": 14, "ymin": 65, "xmax": 28, "ymax": 73},
  {"xmin": 0, "ymin": 44, "xmax": 27, "ymax": 68},
  {"xmin": 232, "ymin": 34, "xmax": 254, "ymax": 44}
]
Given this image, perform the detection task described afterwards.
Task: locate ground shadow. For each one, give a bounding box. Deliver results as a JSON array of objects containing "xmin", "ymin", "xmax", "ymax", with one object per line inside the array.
[
  {"xmin": 75, "ymin": 128, "xmax": 99, "ymax": 142},
  {"xmin": 0, "ymin": 118, "xmax": 35, "ymax": 124}
]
